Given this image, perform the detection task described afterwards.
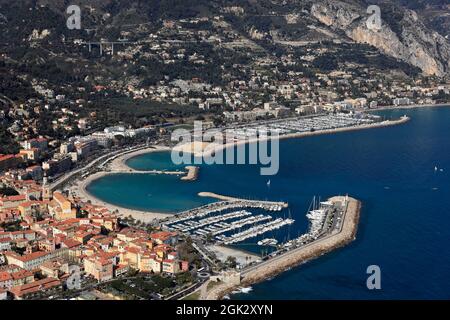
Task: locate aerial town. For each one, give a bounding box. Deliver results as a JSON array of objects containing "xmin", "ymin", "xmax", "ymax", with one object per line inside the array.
[{"xmin": 1, "ymin": 0, "xmax": 450, "ymax": 303}]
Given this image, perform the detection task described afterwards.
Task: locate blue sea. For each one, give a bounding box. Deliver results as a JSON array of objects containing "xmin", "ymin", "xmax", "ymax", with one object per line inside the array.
[{"xmin": 87, "ymin": 107, "xmax": 450, "ymax": 299}]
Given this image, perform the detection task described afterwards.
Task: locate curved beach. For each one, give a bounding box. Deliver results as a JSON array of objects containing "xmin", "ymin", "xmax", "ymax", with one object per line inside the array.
[
  {"xmin": 68, "ymin": 146, "xmax": 174, "ymax": 222},
  {"xmin": 69, "ymin": 171, "xmax": 171, "ymax": 222}
]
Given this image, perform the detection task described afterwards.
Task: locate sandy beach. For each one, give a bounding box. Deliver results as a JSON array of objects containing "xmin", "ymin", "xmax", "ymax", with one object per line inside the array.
[
  {"xmin": 68, "ymin": 146, "xmax": 174, "ymax": 223},
  {"xmin": 202, "ymin": 196, "xmax": 361, "ymax": 300},
  {"xmin": 108, "ymin": 145, "xmax": 171, "ymax": 171},
  {"xmin": 207, "ymin": 245, "xmax": 260, "ymax": 266}
]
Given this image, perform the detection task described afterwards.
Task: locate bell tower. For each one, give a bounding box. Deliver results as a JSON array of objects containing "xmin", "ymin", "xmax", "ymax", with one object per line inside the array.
[{"xmin": 42, "ymin": 171, "xmax": 52, "ymax": 201}]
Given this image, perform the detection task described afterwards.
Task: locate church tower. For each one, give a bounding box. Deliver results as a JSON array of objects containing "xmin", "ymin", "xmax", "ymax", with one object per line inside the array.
[{"xmin": 42, "ymin": 171, "xmax": 52, "ymax": 201}]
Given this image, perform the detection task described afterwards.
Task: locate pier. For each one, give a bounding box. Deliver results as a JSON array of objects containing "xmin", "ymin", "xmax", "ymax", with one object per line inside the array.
[{"xmin": 198, "ymin": 192, "xmax": 288, "ymax": 207}]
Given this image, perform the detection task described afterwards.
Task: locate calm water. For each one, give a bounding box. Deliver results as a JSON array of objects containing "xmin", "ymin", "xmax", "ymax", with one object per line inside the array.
[{"xmin": 88, "ymin": 107, "xmax": 450, "ymax": 299}]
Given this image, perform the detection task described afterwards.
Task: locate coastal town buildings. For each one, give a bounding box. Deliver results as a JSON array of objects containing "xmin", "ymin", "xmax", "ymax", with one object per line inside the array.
[{"xmin": 0, "ymin": 174, "xmax": 189, "ymax": 299}]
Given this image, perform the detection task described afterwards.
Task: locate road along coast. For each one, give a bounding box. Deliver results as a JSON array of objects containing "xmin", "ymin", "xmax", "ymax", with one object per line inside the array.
[{"xmin": 203, "ymin": 196, "xmax": 361, "ymax": 300}]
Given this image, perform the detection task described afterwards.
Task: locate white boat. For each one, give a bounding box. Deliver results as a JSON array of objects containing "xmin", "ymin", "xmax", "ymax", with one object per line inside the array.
[{"xmin": 257, "ymin": 238, "xmax": 278, "ymax": 246}]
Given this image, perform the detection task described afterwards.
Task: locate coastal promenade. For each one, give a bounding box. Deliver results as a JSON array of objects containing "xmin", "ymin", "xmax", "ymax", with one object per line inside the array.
[
  {"xmin": 202, "ymin": 196, "xmax": 361, "ymax": 300},
  {"xmin": 66, "ymin": 145, "xmax": 176, "ymax": 222},
  {"xmin": 67, "ymin": 145, "xmax": 201, "ymax": 222}
]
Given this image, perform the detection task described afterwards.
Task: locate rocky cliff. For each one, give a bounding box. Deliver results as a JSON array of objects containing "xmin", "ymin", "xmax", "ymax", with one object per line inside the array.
[{"xmin": 311, "ymin": 0, "xmax": 450, "ymax": 76}]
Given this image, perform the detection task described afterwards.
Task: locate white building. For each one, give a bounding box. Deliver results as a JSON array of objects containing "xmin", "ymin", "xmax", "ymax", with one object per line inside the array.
[{"xmin": 393, "ymin": 98, "xmax": 411, "ymax": 106}]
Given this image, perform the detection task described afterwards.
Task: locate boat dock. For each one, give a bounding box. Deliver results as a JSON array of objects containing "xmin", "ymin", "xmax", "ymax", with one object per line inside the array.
[
  {"xmin": 165, "ymin": 197, "xmax": 288, "ymax": 224},
  {"xmin": 162, "ymin": 197, "xmax": 291, "ymax": 243}
]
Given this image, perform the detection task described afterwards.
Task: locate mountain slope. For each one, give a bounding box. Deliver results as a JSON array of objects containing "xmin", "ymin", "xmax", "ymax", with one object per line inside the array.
[{"xmin": 310, "ymin": 0, "xmax": 450, "ymax": 76}]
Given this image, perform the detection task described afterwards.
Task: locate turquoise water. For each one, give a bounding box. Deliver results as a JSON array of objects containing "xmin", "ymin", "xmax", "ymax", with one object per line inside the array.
[{"xmin": 87, "ymin": 107, "xmax": 450, "ymax": 299}]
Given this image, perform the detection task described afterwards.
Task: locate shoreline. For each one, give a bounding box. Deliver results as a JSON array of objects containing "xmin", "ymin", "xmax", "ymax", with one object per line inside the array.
[
  {"xmin": 69, "ymin": 171, "xmax": 171, "ymax": 223},
  {"xmin": 73, "ymin": 117, "xmax": 407, "ymax": 221},
  {"xmin": 109, "ymin": 145, "xmax": 171, "ymax": 171},
  {"xmin": 184, "ymin": 116, "xmax": 410, "ymax": 158},
  {"xmin": 181, "ymin": 166, "xmax": 199, "ymax": 181},
  {"xmin": 203, "ymin": 196, "xmax": 361, "ymax": 300},
  {"xmin": 68, "ymin": 146, "xmax": 174, "ymax": 223}
]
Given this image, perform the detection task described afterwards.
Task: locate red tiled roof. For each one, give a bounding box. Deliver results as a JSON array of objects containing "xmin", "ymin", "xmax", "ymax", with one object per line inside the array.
[
  {"xmin": 2, "ymin": 195, "xmax": 26, "ymax": 202},
  {"xmin": 11, "ymin": 269, "xmax": 33, "ymax": 280},
  {"xmin": 5, "ymin": 250, "xmax": 48, "ymax": 262},
  {"xmin": 62, "ymin": 239, "xmax": 82, "ymax": 248},
  {"xmin": 10, "ymin": 277, "xmax": 61, "ymax": 297},
  {"xmin": 0, "ymin": 272, "xmax": 12, "ymax": 282},
  {"xmin": 150, "ymin": 231, "xmax": 177, "ymax": 240}
]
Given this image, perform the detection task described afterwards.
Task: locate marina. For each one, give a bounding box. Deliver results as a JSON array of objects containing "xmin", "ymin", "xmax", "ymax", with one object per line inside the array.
[
  {"xmin": 163, "ymin": 198, "xmax": 288, "ymax": 225},
  {"xmin": 223, "ymin": 113, "xmax": 382, "ymax": 140},
  {"xmin": 280, "ymin": 197, "xmax": 345, "ymax": 250},
  {"xmin": 202, "ymin": 196, "xmax": 362, "ymax": 300},
  {"xmin": 163, "ymin": 197, "xmax": 294, "ymax": 246}
]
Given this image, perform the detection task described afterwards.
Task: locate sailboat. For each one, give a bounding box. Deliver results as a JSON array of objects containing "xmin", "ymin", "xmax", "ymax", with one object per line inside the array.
[
  {"xmin": 267, "ymin": 179, "xmax": 271, "ymax": 187},
  {"xmin": 435, "ymin": 166, "xmax": 438, "ymax": 171}
]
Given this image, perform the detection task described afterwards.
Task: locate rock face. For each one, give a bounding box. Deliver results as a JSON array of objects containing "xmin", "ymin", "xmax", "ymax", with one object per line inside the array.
[{"xmin": 311, "ymin": 0, "xmax": 450, "ymax": 76}]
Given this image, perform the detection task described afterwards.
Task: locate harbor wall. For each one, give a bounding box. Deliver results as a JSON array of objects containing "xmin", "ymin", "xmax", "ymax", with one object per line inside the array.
[{"xmin": 204, "ymin": 197, "xmax": 361, "ymax": 300}]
